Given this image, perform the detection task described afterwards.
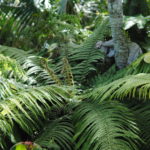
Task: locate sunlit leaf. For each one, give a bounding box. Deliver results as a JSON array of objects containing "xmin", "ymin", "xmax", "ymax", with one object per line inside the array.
[{"xmin": 124, "ymin": 15, "xmax": 147, "ymax": 30}]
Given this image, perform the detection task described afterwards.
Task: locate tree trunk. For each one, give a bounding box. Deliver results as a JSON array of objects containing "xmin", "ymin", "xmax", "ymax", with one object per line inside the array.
[{"xmin": 108, "ymin": 0, "xmax": 129, "ymax": 69}]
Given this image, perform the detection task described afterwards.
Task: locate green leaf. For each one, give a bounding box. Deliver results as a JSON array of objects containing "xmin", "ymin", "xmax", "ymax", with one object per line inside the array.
[
  {"xmin": 144, "ymin": 53, "xmax": 150, "ymax": 63},
  {"xmin": 35, "ymin": 115, "xmax": 74, "ymax": 150},
  {"xmin": 15, "ymin": 144, "xmax": 26, "ymax": 150},
  {"xmin": 73, "ymin": 101, "xmax": 140, "ymax": 150},
  {"xmin": 124, "ymin": 15, "xmax": 147, "ymax": 30}
]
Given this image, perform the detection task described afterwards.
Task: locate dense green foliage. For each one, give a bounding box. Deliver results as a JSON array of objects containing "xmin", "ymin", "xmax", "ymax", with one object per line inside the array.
[{"xmin": 0, "ymin": 0, "xmax": 150, "ymax": 150}]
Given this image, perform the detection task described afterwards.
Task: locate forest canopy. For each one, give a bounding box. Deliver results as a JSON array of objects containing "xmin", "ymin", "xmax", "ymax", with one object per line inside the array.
[{"xmin": 0, "ymin": 0, "xmax": 150, "ymax": 150}]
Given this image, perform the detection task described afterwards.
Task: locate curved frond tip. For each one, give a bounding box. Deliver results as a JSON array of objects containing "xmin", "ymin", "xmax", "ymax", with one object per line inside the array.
[{"xmin": 92, "ymin": 73, "xmax": 150, "ymax": 101}]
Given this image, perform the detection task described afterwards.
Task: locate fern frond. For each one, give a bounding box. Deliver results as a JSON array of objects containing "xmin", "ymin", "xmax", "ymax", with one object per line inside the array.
[
  {"xmin": 73, "ymin": 101, "xmax": 140, "ymax": 150},
  {"xmin": 0, "ymin": 45, "xmax": 31, "ymax": 64},
  {"xmin": 35, "ymin": 115, "xmax": 74, "ymax": 150},
  {"xmin": 0, "ymin": 45, "xmax": 58, "ymax": 84},
  {"xmin": 62, "ymin": 57, "xmax": 74, "ymax": 86},
  {"xmin": 91, "ymin": 52, "xmax": 150, "ymax": 87},
  {"xmin": 41, "ymin": 58, "xmax": 62, "ymax": 85},
  {"xmin": 126, "ymin": 52, "xmax": 150, "ymax": 75},
  {"xmin": 0, "ymin": 77, "xmax": 27, "ymax": 100},
  {"xmin": 0, "ymin": 85, "xmax": 71, "ymax": 148},
  {"xmin": 23, "ymin": 56, "xmax": 58, "ymax": 85},
  {"xmin": 132, "ymin": 103, "xmax": 150, "ymax": 149},
  {"xmin": 0, "ymin": 0, "xmax": 38, "ymax": 40},
  {"xmin": 92, "ymin": 73, "xmax": 150, "ymax": 101},
  {"xmin": 68, "ymin": 17, "xmax": 111, "ymax": 83}
]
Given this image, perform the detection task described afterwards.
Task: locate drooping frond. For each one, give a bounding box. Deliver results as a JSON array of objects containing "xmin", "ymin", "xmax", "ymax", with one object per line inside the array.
[
  {"xmin": 0, "ymin": 45, "xmax": 31, "ymax": 64},
  {"xmin": 68, "ymin": 17, "xmax": 111, "ymax": 83},
  {"xmin": 23, "ymin": 56, "xmax": 57, "ymax": 85},
  {"xmin": 24, "ymin": 56, "xmax": 75, "ymax": 86},
  {"xmin": 0, "ymin": 77, "xmax": 27, "ymax": 100},
  {"xmin": 126, "ymin": 52, "xmax": 150, "ymax": 75},
  {"xmin": 73, "ymin": 101, "xmax": 140, "ymax": 150},
  {"xmin": 0, "ymin": 45, "xmax": 57, "ymax": 85},
  {"xmin": 0, "ymin": 85, "xmax": 71, "ymax": 148},
  {"xmin": 92, "ymin": 73, "xmax": 150, "ymax": 101},
  {"xmin": 35, "ymin": 115, "xmax": 74, "ymax": 150}
]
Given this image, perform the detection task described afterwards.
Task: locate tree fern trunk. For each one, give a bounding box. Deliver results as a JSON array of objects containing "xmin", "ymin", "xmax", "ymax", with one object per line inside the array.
[{"xmin": 108, "ymin": 0, "xmax": 128, "ymax": 69}]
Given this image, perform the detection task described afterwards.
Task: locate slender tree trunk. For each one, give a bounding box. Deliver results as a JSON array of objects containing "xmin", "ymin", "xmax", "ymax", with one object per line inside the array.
[{"xmin": 108, "ymin": 0, "xmax": 129, "ymax": 69}]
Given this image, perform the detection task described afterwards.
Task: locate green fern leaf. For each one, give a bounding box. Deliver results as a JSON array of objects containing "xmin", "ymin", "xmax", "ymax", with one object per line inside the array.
[
  {"xmin": 35, "ymin": 115, "xmax": 74, "ymax": 150},
  {"xmin": 73, "ymin": 101, "xmax": 141, "ymax": 150},
  {"xmin": 92, "ymin": 73, "xmax": 150, "ymax": 101},
  {"xmin": 68, "ymin": 17, "xmax": 111, "ymax": 83}
]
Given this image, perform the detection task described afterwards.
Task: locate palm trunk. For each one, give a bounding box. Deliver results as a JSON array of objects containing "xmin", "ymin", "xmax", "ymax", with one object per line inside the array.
[{"xmin": 108, "ymin": 0, "xmax": 128, "ymax": 69}]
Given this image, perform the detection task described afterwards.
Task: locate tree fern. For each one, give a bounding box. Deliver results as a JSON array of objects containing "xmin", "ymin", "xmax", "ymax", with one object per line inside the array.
[{"xmin": 73, "ymin": 101, "xmax": 140, "ymax": 150}]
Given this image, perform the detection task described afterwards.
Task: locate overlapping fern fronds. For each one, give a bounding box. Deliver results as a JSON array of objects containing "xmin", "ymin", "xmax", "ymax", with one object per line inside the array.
[
  {"xmin": 0, "ymin": 45, "xmax": 32, "ymax": 64},
  {"xmin": 73, "ymin": 101, "xmax": 140, "ymax": 150},
  {"xmin": 0, "ymin": 0, "xmax": 38, "ymax": 42},
  {"xmin": 0, "ymin": 84, "xmax": 71, "ymax": 148},
  {"xmin": 126, "ymin": 52, "xmax": 150, "ymax": 75},
  {"xmin": 91, "ymin": 52, "xmax": 150, "ymax": 87},
  {"xmin": 35, "ymin": 115, "xmax": 74, "ymax": 150},
  {"xmin": 0, "ymin": 77, "xmax": 27, "ymax": 100},
  {"xmin": 132, "ymin": 103, "xmax": 150, "ymax": 149},
  {"xmin": 23, "ymin": 56, "xmax": 56, "ymax": 85},
  {"xmin": 68, "ymin": 17, "xmax": 111, "ymax": 82},
  {"xmin": 92, "ymin": 73, "xmax": 150, "ymax": 101},
  {"xmin": 0, "ymin": 45, "xmax": 59, "ymax": 85}
]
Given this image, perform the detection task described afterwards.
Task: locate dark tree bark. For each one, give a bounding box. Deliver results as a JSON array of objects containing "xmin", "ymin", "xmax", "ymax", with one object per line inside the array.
[{"xmin": 108, "ymin": 0, "xmax": 129, "ymax": 69}]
